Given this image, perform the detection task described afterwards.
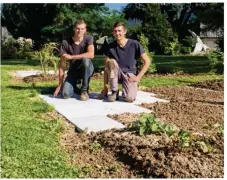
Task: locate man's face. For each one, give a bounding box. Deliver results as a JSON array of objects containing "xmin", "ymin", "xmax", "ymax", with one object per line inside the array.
[
  {"xmin": 74, "ymin": 23, "xmax": 87, "ymax": 38},
  {"xmin": 113, "ymin": 25, "xmax": 127, "ymax": 41}
]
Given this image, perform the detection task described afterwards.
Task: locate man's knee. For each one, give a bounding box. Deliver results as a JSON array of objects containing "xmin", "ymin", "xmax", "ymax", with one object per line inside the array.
[
  {"xmin": 82, "ymin": 57, "xmax": 90, "ymax": 67},
  {"xmin": 62, "ymin": 85, "xmax": 73, "ymax": 99},
  {"xmin": 106, "ymin": 59, "xmax": 117, "ymax": 69}
]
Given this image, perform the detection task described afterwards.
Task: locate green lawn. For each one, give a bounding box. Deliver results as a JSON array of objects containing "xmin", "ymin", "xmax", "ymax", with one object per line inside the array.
[
  {"xmin": 1, "ymin": 58, "xmax": 223, "ymax": 178},
  {"xmin": 93, "ymin": 55, "xmax": 216, "ymax": 74},
  {"xmin": 1, "ymin": 62, "xmax": 82, "ymax": 178},
  {"xmin": 153, "ymin": 55, "xmax": 213, "ymax": 74}
]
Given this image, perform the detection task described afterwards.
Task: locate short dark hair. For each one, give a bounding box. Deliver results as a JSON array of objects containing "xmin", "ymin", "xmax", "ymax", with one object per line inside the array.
[
  {"xmin": 113, "ymin": 22, "xmax": 126, "ymax": 29},
  {"xmin": 74, "ymin": 19, "xmax": 87, "ymax": 27}
]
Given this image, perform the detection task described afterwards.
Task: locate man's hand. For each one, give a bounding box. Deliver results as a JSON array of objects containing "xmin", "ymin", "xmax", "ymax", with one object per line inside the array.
[
  {"xmin": 128, "ymin": 75, "xmax": 140, "ymax": 83},
  {"xmin": 98, "ymin": 86, "xmax": 108, "ymax": 100},
  {"xmin": 54, "ymin": 84, "xmax": 63, "ymax": 97},
  {"xmin": 62, "ymin": 54, "xmax": 72, "ymax": 60}
]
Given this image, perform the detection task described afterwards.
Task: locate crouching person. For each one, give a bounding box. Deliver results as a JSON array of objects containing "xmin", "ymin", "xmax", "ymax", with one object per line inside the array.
[
  {"xmin": 98, "ymin": 22, "xmax": 151, "ymax": 102},
  {"xmin": 54, "ymin": 19, "xmax": 94, "ymax": 101}
]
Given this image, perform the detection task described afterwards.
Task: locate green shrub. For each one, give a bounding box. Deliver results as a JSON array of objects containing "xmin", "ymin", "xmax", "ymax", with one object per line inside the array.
[
  {"xmin": 207, "ymin": 50, "xmax": 224, "ymax": 74},
  {"xmin": 164, "ymin": 38, "xmax": 182, "ymax": 55},
  {"xmin": 181, "ymin": 47, "xmax": 192, "ymax": 54},
  {"xmin": 2, "ymin": 37, "xmax": 33, "ymax": 59},
  {"xmin": 2, "ymin": 37, "xmax": 18, "ymax": 59}
]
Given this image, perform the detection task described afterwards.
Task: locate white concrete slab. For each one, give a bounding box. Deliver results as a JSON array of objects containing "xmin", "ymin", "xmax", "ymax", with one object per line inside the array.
[
  {"xmin": 16, "ymin": 70, "xmax": 56, "ymax": 78},
  {"xmin": 71, "ymin": 115, "xmax": 125, "ymax": 132},
  {"xmin": 39, "ymin": 91, "xmax": 168, "ymax": 132}
]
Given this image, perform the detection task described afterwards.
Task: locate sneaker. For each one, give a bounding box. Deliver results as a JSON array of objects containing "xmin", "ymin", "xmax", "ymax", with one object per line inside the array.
[
  {"xmin": 107, "ymin": 90, "xmax": 119, "ymax": 102},
  {"xmin": 80, "ymin": 91, "xmax": 89, "ymax": 101}
]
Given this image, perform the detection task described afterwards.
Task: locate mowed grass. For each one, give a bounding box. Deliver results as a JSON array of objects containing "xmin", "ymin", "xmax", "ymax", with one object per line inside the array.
[
  {"xmin": 94, "ymin": 55, "xmax": 216, "ymax": 74},
  {"xmin": 153, "ymin": 55, "xmax": 213, "ymax": 73},
  {"xmin": 1, "ymin": 62, "xmax": 82, "ymax": 178},
  {"xmin": 1, "ymin": 58, "xmax": 223, "ymax": 178}
]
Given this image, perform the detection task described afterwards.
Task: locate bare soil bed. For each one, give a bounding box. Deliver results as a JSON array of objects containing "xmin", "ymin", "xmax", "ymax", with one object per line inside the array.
[
  {"xmin": 23, "ymin": 74, "xmax": 58, "ymax": 83},
  {"xmin": 56, "ymin": 79, "xmax": 224, "ymax": 178}
]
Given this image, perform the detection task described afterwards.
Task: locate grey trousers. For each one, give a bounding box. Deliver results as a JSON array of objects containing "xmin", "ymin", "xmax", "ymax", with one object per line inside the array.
[{"xmin": 105, "ymin": 59, "xmax": 138, "ymax": 102}]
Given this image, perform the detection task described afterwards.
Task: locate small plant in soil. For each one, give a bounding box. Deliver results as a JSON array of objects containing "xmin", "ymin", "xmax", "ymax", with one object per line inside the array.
[
  {"xmin": 213, "ymin": 123, "xmax": 224, "ymax": 135},
  {"xmin": 32, "ymin": 42, "xmax": 59, "ymax": 76},
  {"xmin": 90, "ymin": 141, "xmax": 102, "ymax": 153},
  {"xmin": 129, "ymin": 114, "xmax": 179, "ymax": 137},
  {"xmin": 178, "ymin": 130, "xmax": 190, "ymax": 147}
]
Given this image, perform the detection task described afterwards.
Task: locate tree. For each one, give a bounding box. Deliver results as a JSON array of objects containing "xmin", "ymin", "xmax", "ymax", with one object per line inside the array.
[
  {"xmin": 194, "ymin": 3, "xmax": 224, "ymax": 51},
  {"xmin": 123, "ymin": 3, "xmax": 177, "ymax": 54},
  {"xmin": 1, "ymin": 4, "xmax": 59, "ymax": 49},
  {"xmin": 1, "ymin": 3, "xmax": 112, "ymax": 48}
]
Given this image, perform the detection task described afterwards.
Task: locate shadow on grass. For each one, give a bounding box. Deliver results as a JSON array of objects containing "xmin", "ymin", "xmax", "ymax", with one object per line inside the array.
[
  {"xmin": 1, "ymin": 59, "xmax": 40, "ymax": 66},
  {"xmin": 7, "ymin": 85, "xmax": 56, "ymax": 94}
]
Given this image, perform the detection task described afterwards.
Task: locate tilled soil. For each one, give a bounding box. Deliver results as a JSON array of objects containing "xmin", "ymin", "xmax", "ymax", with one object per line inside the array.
[
  {"xmin": 56, "ymin": 79, "xmax": 224, "ymax": 178},
  {"xmin": 190, "ymin": 79, "xmax": 224, "ymax": 91},
  {"xmin": 23, "ymin": 74, "xmax": 58, "ymax": 83}
]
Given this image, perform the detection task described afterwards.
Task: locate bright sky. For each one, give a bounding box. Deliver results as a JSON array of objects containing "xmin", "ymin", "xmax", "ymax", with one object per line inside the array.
[{"xmin": 105, "ymin": 3, "xmax": 128, "ymax": 11}]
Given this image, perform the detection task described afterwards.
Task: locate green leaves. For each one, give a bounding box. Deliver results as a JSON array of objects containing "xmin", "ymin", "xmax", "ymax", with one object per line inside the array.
[
  {"xmin": 178, "ymin": 130, "xmax": 190, "ymax": 147},
  {"xmin": 129, "ymin": 114, "xmax": 179, "ymax": 137},
  {"xmin": 32, "ymin": 42, "xmax": 59, "ymax": 75}
]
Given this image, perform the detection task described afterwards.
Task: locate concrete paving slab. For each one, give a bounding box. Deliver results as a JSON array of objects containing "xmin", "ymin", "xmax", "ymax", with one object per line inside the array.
[
  {"xmin": 71, "ymin": 115, "xmax": 125, "ymax": 132},
  {"xmin": 16, "ymin": 70, "xmax": 56, "ymax": 78},
  {"xmin": 39, "ymin": 91, "xmax": 168, "ymax": 132}
]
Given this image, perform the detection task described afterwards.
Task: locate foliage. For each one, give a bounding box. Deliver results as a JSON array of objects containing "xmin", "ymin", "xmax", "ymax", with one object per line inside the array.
[
  {"xmin": 2, "ymin": 37, "xmax": 33, "ymax": 59},
  {"xmin": 160, "ymin": 3, "xmax": 201, "ymax": 39},
  {"xmin": 206, "ymin": 50, "xmax": 224, "ymax": 74},
  {"xmin": 195, "ymin": 3, "xmax": 224, "ymax": 32},
  {"xmin": 1, "ymin": 4, "xmax": 60, "ymax": 48},
  {"xmin": 1, "ymin": 37, "xmax": 18, "ymax": 59},
  {"xmin": 180, "ymin": 36, "xmax": 196, "ymax": 54},
  {"xmin": 138, "ymin": 34, "xmax": 156, "ymax": 73},
  {"xmin": 2, "ymin": 4, "xmax": 122, "ymax": 48},
  {"xmin": 32, "ymin": 42, "xmax": 60, "ymax": 75},
  {"xmin": 164, "ymin": 38, "xmax": 182, "ymax": 55},
  {"xmin": 124, "ymin": 4, "xmax": 177, "ymax": 54},
  {"xmin": 216, "ymin": 35, "xmax": 224, "ymax": 52},
  {"xmin": 195, "ymin": 3, "xmax": 224, "ymax": 51}
]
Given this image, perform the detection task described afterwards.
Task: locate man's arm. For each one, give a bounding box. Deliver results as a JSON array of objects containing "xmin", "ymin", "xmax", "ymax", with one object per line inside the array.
[
  {"xmin": 58, "ymin": 55, "xmax": 66, "ymax": 85},
  {"xmin": 63, "ymin": 44, "xmax": 94, "ymax": 60},
  {"xmin": 103, "ymin": 57, "xmax": 110, "ymax": 90},
  {"xmin": 53, "ymin": 56, "xmax": 66, "ymax": 97},
  {"xmin": 128, "ymin": 52, "xmax": 151, "ymax": 83},
  {"xmin": 98, "ymin": 57, "xmax": 109, "ymax": 99}
]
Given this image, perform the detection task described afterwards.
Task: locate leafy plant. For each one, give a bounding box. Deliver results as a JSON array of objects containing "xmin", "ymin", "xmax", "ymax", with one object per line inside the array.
[
  {"xmin": 195, "ymin": 141, "xmax": 215, "ymax": 153},
  {"xmin": 90, "ymin": 141, "xmax": 102, "ymax": 153},
  {"xmin": 129, "ymin": 114, "xmax": 179, "ymax": 136},
  {"xmin": 32, "ymin": 42, "xmax": 60, "ymax": 75},
  {"xmin": 178, "ymin": 130, "xmax": 190, "ymax": 147},
  {"xmin": 213, "ymin": 123, "xmax": 224, "ymax": 135}
]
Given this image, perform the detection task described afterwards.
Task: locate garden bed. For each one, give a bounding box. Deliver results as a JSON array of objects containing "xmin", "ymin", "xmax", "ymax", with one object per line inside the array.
[{"xmin": 59, "ymin": 82, "xmax": 224, "ymax": 178}]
